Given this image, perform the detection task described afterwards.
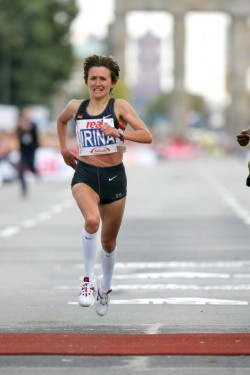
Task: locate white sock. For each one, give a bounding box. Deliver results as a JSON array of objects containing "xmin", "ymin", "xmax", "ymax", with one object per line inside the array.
[
  {"xmin": 82, "ymin": 229, "xmax": 98, "ymax": 280},
  {"xmin": 100, "ymin": 247, "xmax": 117, "ymax": 292}
]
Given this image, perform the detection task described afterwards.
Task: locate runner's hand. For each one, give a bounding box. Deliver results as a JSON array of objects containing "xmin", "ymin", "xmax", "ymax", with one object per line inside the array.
[
  {"xmin": 61, "ymin": 150, "xmax": 78, "ymax": 169},
  {"xmin": 100, "ymin": 124, "xmax": 116, "ymax": 137},
  {"xmin": 237, "ymin": 130, "xmax": 250, "ymax": 147}
]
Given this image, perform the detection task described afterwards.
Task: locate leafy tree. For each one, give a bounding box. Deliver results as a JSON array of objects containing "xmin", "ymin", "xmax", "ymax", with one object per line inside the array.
[
  {"xmin": 145, "ymin": 92, "xmax": 173, "ymax": 118},
  {"xmin": 112, "ymin": 78, "xmax": 130, "ymax": 101},
  {"xmin": 0, "ymin": 0, "xmax": 77, "ymax": 107}
]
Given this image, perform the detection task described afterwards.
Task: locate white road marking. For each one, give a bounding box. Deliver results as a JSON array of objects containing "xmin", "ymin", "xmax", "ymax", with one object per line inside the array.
[
  {"xmin": 56, "ymin": 283, "xmax": 250, "ymax": 291},
  {"xmin": 0, "ymin": 199, "xmax": 73, "ymax": 238},
  {"xmin": 0, "ymin": 226, "xmax": 20, "ymax": 237},
  {"xmin": 21, "ymin": 219, "xmax": 37, "ymax": 228},
  {"xmin": 73, "ymin": 260, "xmax": 250, "ymax": 269},
  {"xmin": 146, "ymin": 323, "xmax": 164, "ymax": 334},
  {"xmin": 234, "ymin": 274, "xmax": 250, "ymax": 278},
  {"xmin": 112, "ymin": 272, "xmax": 250, "ymax": 280},
  {"xmin": 37, "ymin": 212, "xmax": 52, "ymax": 221},
  {"xmin": 200, "ymin": 169, "xmax": 250, "ymax": 225},
  {"xmin": 112, "ymin": 283, "xmax": 250, "ymax": 291},
  {"xmin": 68, "ymin": 297, "xmax": 248, "ymax": 306},
  {"xmin": 113, "ymin": 272, "xmax": 233, "ymax": 280},
  {"xmin": 65, "ymin": 261, "xmax": 250, "ymax": 306},
  {"xmin": 110, "ymin": 298, "xmax": 248, "ymax": 305},
  {"xmin": 50, "ymin": 205, "xmax": 64, "ymax": 214}
]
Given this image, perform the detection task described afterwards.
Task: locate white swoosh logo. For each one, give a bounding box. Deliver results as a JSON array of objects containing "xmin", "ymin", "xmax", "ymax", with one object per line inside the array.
[{"xmin": 109, "ymin": 175, "xmax": 117, "ymax": 181}]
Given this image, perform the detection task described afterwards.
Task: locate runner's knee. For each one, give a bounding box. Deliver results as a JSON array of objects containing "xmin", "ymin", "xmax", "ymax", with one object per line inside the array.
[
  {"xmin": 85, "ymin": 216, "xmax": 100, "ymax": 234},
  {"xmin": 101, "ymin": 238, "xmax": 116, "ymax": 253}
]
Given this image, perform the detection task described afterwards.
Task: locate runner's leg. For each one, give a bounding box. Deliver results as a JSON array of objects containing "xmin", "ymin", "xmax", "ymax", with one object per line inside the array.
[
  {"xmin": 72, "ymin": 183, "xmax": 100, "ymax": 279},
  {"xmin": 99, "ymin": 198, "xmax": 126, "ymax": 291}
]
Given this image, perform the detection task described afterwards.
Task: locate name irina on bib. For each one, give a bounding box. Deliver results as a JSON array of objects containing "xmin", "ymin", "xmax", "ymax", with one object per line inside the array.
[{"xmin": 76, "ymin": 117, "xmax": 124, "ymax": 156}]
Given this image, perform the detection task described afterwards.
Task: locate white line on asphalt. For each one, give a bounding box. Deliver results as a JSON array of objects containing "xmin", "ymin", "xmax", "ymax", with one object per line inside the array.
[
  {"xmin": 68, "ymin": 297, "xmax": 248, "ymax": 306},
  {"xmin": 0, "ymin": 226, "xmax": 20, "ymax": 237},
  {"xmin": 110, "ymin": 298, "xmax": 249, "ymax": 305},
  {"xmin": 113, "ymin": 284, "xmax": 250, "ymax": 291},
  {"xmin": 21, "ymin": 219, "xmax": 38, "ymax": 228},
  {"xmin": 234, "ymin": 274, "xmax": 250, "ymax": 278},
  {"xmin": 55, "ymin": 283, "xmax": 250, "ymax": 291},
  {"xmin": 0, "ymin": 199, "xmax": 73, "ymax": 238},
  {"xmin": 200, "ymin": 169, "xmax": 250, "ymax": 225},
  {"xmin": 50, "ymin": 205, "xmax": 64, "ymax": 214},
  {"xmin": 145, "ymin": 323, "xmax": 164, "ymax": 334},
  {"xmin": 112, "ymin": 272, "xmax": 249, "ymax": 280},
  {"xmin": 110, "ymin": 283, "xmax": 250, "ymax": 291},
  {"xmin": 37, "ymin": 212, "xmax": 52, "ymax": 221},
  {"xmin": 115, "ymin": 261, "xmax": 250, "ymax": 269},
  {"xmin": 73, "ymin": 260, "xmax": 250, "ymax": 269},
  {"xmin": 64, "ymin": 261, "xmax": 250, "ymax": 306}
]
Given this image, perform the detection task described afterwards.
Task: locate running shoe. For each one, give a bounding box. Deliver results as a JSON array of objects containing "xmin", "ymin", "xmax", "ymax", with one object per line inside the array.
[
  {"xmin": 95, "ymin": 276, "xmax": 112, "ymax": 316},
  {"xmin": 78, "ymin": 277, "xmax": 96, "ymax": 307}
]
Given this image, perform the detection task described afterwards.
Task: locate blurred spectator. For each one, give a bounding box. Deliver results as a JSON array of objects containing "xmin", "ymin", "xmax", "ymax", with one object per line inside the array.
[{"xmin": 16, "ymin": 108, "xmax": 40, "ymax": 195}]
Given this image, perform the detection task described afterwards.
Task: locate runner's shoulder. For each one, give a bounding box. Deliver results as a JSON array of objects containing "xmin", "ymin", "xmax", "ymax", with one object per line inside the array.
[
  {"xmin": 114, "ymin": 98, "xmax": 132, "ymax": 112},
  {"xmin": 66, "ymin": 99, "xmax": 85, "ymax": 116},
  {"xmin": 115, "ymin": 98, "xmax": 128, "ymax": 106},
  {"xmin": 114, "ymin": 99, "xmax": 135, "ymax": 118}
]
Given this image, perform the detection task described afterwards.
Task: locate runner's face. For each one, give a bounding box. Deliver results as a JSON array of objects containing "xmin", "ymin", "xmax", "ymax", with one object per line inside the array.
[{"xmin": 87, "ymin": 66, "xmax": 114, "ymax": 99}]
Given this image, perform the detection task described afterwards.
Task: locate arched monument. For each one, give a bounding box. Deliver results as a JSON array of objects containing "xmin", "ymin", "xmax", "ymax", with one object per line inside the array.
[{"xmin": 108, "ymin": 0, "xmax": 250, "ymax": 134}]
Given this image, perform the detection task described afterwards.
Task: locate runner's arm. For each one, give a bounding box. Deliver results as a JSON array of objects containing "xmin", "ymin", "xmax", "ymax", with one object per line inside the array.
[
  {"xmin": 114, "ymin": 99, "xmax": 152, "ymax": 144},
  {"xmin": 57, "ymin": 100, "xmax": 79, "ymax": 169}
]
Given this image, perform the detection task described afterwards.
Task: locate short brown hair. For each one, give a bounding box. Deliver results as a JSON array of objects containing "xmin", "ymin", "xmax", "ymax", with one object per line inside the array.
[{"xmin": 83, "ymin": 55, "xmax": 120, "ymax": 85}]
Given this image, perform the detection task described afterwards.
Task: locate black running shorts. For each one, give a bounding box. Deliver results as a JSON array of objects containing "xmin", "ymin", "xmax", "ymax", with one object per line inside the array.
[{"xmin": 71, "ymin": 160, "xmax": 127, "ymax": 204}]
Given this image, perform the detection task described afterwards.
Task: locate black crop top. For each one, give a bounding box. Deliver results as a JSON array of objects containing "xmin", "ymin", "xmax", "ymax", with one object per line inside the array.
[
  {"xmin": 75, "ymin": 98, "xmax": 119, "ymax": 129},
  {"xmin": 74, "ymin": 98, "xmax": 125, "ymax": 156}
]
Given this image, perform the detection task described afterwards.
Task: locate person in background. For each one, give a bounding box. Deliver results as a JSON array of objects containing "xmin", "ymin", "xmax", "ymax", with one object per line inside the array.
[
  {"xmin": 237, "ymin": 127, "xmax": 250, "ymax": 186},
  {"xmin": 57, "ymin": 54, "xmax": 152, "ymax": 316},
  {"xmin": 16, "ymin": 108, "xmax": 40, "ymax": 195}
]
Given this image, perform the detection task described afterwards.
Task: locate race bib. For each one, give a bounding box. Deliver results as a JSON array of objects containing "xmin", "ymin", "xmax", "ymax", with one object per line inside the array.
[{"xmin": 76, "ymin": 117, "xmax": 117, "ymax": 156}]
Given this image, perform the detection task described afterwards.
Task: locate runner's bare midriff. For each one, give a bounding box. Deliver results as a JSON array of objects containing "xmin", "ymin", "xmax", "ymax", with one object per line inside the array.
[{"xmin": 78, "ymin": 147, "xmax": 124, "ymax": 167}]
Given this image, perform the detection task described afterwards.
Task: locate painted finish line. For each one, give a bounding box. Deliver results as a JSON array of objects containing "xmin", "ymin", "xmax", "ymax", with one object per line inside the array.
[
  {"xmin": 67, "ymin": 260, "xmax": 250, "ymax": 306},
  {"xmin": 68, "ymin": 297, "xmax": 248, "ymax": 306},
  {"xmin": 74, "ymin": 260, "xmax": 250, "ymax": 269},
  {"xmin": 56, "ymin": 284, "xmax": 250, "ymax": 291}
]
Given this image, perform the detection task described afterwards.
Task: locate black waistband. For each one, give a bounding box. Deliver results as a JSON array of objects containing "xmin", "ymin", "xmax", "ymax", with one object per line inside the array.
[{"xmin": 77, "ymin": 160, "xmax": 123, "ymax": 171}]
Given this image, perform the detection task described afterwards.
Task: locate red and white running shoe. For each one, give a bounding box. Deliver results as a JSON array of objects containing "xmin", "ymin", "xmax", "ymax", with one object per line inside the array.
[
  {"xmin": 79, "ymin": 277, "xmax": 96, "ymax": 307},
  {"xmin": 95, "ymin": 276, "xmax": 112, "ymax": 316}
]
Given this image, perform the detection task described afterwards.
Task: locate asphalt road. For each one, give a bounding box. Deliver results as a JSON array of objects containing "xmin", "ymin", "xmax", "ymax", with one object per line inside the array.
[{"xmin": 0, "ymin": 154, "xmax": 250, "ymax": 373}]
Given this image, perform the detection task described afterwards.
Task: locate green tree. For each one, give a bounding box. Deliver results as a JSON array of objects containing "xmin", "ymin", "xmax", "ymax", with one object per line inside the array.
[
  {"xmin": 0, "ymin": 0, "xmax": 77, "ymax": 106},
  {"xmin": 112, "ymin": 78, "xmax": 130, "ymax": 101}
]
